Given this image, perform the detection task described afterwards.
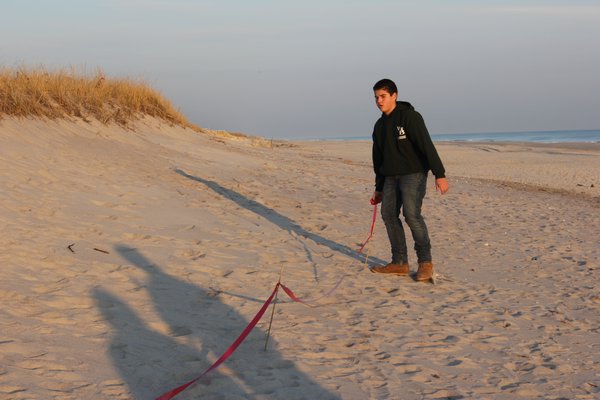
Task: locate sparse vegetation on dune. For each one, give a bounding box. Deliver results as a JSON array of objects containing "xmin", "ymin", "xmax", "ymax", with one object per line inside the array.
[{"xmin": 0, "ymin": 66, "xmax": 200, "ymax": 130}]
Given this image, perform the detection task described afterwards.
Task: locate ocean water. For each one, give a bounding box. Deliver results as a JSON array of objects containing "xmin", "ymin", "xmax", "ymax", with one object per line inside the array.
[
  {"xmin": 431, "ymin": 129, "xmax": 600, "ymax": 143},
  {"xmin": 314, "ymin": 129, "xmax": 600, "ymax": 143}
]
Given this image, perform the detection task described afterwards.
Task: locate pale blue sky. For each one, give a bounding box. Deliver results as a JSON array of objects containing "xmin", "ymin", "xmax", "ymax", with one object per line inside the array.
[{"xmin": 2, "ymin": 1, "xmax": 599, "ymax": 138}]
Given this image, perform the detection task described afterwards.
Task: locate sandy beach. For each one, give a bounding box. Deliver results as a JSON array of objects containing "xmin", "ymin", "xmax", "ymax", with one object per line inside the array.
[{"xmin": 1, "ymin": 118, "xmax": 598, "ymax": 399}]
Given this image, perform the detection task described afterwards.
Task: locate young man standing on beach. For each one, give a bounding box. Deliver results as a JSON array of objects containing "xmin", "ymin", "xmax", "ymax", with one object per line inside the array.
[{"xmin": 370, "ymin": 79, "xmax": 449, "ymax": 281}]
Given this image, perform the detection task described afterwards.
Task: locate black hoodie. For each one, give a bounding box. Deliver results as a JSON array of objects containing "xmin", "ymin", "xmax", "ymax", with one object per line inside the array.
[{"xmin": 372, "ymin": 101, "xmax": 446, "ymax": 192}]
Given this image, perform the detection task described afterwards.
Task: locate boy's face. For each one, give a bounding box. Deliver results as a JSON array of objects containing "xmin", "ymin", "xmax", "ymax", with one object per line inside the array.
[{"xmin": 374, "ymin": 89, "xmax": 397, "ymax": 115}]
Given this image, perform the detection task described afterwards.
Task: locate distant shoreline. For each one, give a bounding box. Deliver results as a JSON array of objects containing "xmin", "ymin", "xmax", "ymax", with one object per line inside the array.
[
  {"xmin": 291, "ymin": 129, "xmax": 600, "ymax": 143},
  {"xmin": 436, "ymin": 140, "xmax": 600, "ymax": 151}
]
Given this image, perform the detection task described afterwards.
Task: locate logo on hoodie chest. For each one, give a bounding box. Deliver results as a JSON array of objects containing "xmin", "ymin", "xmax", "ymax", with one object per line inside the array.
[{"xmin": 396, "ymin": 126, "xmax": 407, "ymax": 140}]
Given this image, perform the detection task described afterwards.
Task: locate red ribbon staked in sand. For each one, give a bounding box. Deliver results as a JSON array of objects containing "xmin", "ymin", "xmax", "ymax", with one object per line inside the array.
[
  {"xmin": 156, "ymin": 205, "xmax": 378, "ymax": 399},
  {"xmin": 155, "ymin": 283, "xmax": 281, "ymax": 400}
]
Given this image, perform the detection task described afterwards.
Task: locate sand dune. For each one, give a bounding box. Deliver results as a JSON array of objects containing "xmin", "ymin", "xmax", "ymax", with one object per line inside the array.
[{"xmin": 1, "ymin": 117, "xmax": 598, "ymax": 399}]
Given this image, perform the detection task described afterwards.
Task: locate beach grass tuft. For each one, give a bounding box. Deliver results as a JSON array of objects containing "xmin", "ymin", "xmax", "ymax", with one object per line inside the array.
[{"xmin": 0, "ymin": 66, "xmax": 200, "ymax": 129}]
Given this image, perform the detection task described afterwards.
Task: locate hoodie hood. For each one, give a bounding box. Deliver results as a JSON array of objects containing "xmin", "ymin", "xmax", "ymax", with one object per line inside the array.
[
  {"xmin": 396, "ymin": 101, "xmax": 414, "ymax": 110},
  {"xmin": 381, "ymin": 101, "xmax": 415, "ymax": 118}
]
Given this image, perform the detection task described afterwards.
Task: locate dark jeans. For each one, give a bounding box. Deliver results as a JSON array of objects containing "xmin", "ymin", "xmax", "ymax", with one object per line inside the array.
[{"xmin": 381, "ymin": 172, "xmax": 431, "ymax": 264}]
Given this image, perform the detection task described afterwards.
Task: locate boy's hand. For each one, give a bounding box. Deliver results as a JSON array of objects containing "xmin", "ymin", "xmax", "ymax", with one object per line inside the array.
[
  {"xmin": 435, "ymin": 178, "xmax": 449, "ymax": 194},
  {"xmin": 371, "ymin": 191, "xmax": 383, "ymax": 205}
]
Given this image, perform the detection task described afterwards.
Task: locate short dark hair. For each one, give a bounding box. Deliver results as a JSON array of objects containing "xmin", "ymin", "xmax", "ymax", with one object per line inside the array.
[{"xmin": 373, "ymin": 79, "xmax": 397, "ymax": 95}]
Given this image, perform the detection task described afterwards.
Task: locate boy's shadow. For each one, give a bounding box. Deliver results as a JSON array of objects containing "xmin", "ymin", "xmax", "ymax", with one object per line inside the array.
[
  {"xmin": 94, "ymin": 246, "xmax": 340, "ymax": 399},
  {"xmin": 174, "ymin": 168, "xmax": 385, "ymax": 267},
  {"xmin": 94, "ymin": 288, "xmax": 244, "ymax": 399}
]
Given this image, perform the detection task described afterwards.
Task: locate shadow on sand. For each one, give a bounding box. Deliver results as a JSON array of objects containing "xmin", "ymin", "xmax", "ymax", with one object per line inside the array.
[
  {"xmin": 174, "ymin": 168, "xmax": 385, "ymax": 268},
  {"xmin": 93, "ymin": 246, "xmax": 340, "ymax": 399}
]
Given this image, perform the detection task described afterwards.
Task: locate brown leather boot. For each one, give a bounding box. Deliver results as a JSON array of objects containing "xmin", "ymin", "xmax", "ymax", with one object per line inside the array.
[
  {"xmin": 416, "ymin": 262, "xmax": 434, "ymax": 281},
  {"xmin": 370, "ymin": 263, "xmax": 410, "ymax": 275}
]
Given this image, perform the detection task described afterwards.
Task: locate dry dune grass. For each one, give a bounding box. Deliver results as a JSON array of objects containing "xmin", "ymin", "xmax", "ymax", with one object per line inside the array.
[
  {"xmin": 0, "ymin": 66, "xmax": 199, "ymax": 129},
  {"xmin": 0, "ymin": 66, "xmax": 281, "ymax": 146}
]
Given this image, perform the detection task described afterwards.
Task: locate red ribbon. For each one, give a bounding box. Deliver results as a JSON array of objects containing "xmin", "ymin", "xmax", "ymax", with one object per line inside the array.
[
  {"xmin": 156, "ymin": 206, "xmax": 379, "ymax": 399},
  {"xmin": 279, "ymin": 280, "xmax": 344, "ymax": 307},
  {"xmin": 282, "ymin": 204, "xmax": 377, "ymax": 307},
  {"xmin": 156, "ymin": 283, "xmax": 281, "ymax": 400},
  {"xmin": 279, "ymin": 283, "xmax": 305, "ymax": 303},
  {"xmin": 356, "ymin": 204, "xmax": 377, "ymax": 256}
]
